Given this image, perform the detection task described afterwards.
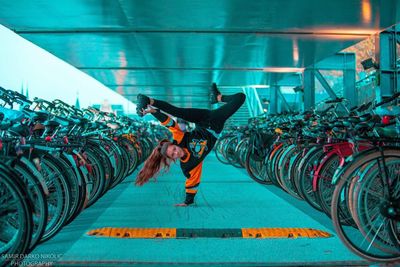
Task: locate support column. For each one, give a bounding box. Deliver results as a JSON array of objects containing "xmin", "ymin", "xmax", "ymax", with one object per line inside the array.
[
  {"xmin": 378, "ymin": 29, "xmax": 399, "ymax": 97},
  {"xmin": 303, "ymin": 68, "xmax": 315, "ymax": 111},
  {"xmin": 343, "ymin": 53, "xmax": 357, "ymax": 107},
  {"xmin": 270, "ymin": 86, "xmax": 278, "ymax": 114},
  {"xmin": 277, "ymin": 87, "xmax": 293, "ymax": 113}
]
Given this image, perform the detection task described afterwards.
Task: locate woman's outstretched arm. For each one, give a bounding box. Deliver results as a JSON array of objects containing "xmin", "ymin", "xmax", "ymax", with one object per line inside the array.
[{"xmin": 144, "ymin": 108, "xmax": 184, "ymax": 143}]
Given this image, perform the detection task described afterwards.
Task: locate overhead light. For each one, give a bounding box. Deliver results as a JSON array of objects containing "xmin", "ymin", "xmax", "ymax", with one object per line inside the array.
[
  {"xmin": 219, "ymin": 85, "xmax": 269, "ymax": 89},
  {"xmin": 249, "ymin": 85, "xmax": 270, "ymax": 89},
  {"xmin": 262, "ymin": 67, "xmax": 304, "ymax": 73},
  {"xmin": 305, "ymin": 27, "xmax": 377, "ymax": 36},
  {"xmin": 361, "ymin": 0, "xmax": 372, "ymax": 24}
]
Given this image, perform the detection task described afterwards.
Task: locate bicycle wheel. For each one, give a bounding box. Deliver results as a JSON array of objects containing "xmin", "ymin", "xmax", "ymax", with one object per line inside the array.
[
  {"xmin": 265, "ymin": 144, "xmax": 282, "ymax": 187},
  {"xmin": 58, "ymin": 152, "xmax": 87, "ymax": 225},
  {"xmin": 245, "ymin": 132, "xmax": 272, "ymax": 184},
  {"xmin": 39, "ymin": 154, "xmax": 71, "ymax": 243},
  {"xmin": 352, "ymin": 157, "xmax": 400, "ymax": 254},
  {"xmin": 235, "ymin": 138, "xmax": 249, "ymax": 168},
  {"xmin": 287, "ymin": 148, "xmax": 306, "ymax": 198},
  {"xmin": 0, "ymin": 164, "xmax": 33, "ymax": 265},
  {"xmin": 86, "ymin": 140, "xmax": 113, "ymax": 192},
  {"xmin": 119, "ymin": 137, "xmax": 139, "ymax": 176},
  {"xmin": 225, "ymin": 137, "xmax": 242, "ymax": 168},
  {"xmin": 110, "ymin": 139, "xmax": 130, "ymax": 186},
  {"xmin": 331, "ymin": 148, "xmax": 400, "ymax": 262},
  {"xmin": 278, "ymin": 145, "xmax": 302, "ymax": 199},
  {"xmin": 315, "ymin": 154, "xmax": 341, "ymax": 217},
  {"xmin": 13, "ymin": 160, "xmax": 48, "ymax": 251},
  {"xmin": 269, "ymin": 144, "xmax": 285, "ymax": 187},
  {"xmin": 293, "ymin": 145, "xmax": 320, "ymax": 198},
  {"xmin": 244, "ymin": 143, "xmax": 270, "ymax": 184},
  {"xmin": 83, "ymin": 149, "xmax": 106, "ymax": 207},
  {"xmin": 214, "ymin": 137, "xmax": 230, "ymax": 164},
  {"xmin": 295, "ymin": 146, "xmax": 325, "ymax": 211},
  {"xmin": 103, "ymin": 138, "xmax": 126, "ymax": 188}
]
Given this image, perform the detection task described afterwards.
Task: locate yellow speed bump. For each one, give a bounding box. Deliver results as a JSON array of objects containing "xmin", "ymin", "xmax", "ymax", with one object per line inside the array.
[
  {"xmin": 87, "ymin": 227, "xmax": 331, "ymax": 239},
  {"xmin": 242, "ymin": 228, "xmax": 331, "ymax": 239},
  {"xmin": 87, "ymin": 227, "xmax": 176, "ymax": 238}
]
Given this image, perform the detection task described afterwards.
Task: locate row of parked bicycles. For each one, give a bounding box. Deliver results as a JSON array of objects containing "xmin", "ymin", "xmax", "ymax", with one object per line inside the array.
[
  {"xmin": 0, "ymin": 87, "xmax": 164, "ymax": 266},
  {"xmin": 215, "ymin": 92, "xmax": 400, "ymax": 262}
]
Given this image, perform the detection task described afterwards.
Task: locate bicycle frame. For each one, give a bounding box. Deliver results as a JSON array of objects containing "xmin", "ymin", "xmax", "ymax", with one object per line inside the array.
[{"xmin": 312, "ymin": 141, "xmax": 372, "ymax": 191}]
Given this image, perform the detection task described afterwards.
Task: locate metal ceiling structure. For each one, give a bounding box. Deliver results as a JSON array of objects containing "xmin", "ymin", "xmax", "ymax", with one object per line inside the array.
[{"xmin": 0, "ymin": 0, "xmax": 399, "ymax": 116}]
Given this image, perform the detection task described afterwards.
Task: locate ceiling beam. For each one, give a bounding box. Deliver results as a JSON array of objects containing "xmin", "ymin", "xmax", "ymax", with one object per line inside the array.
[
  {"xmin": 16, "ymin": 28, "xmax": 372, "ymax": 37},
  {"xmin": 79, "ymin": 67, "xmax": 295, "ymax": 71}
]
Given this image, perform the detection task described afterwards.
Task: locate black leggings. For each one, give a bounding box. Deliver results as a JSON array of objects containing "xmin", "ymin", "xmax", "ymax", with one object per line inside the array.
[{"xmin": 152, "ymin": 93, "xmax": 246, "ymax": 133}]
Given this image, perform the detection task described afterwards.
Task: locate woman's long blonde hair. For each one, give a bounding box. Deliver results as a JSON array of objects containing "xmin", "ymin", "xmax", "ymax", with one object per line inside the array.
[{"xmin": 135, "ymin": 139, "xmax": 173, "ymax": 186}]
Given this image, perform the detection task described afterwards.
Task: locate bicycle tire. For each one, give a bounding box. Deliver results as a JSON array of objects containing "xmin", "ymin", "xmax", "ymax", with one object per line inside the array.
[{"xmin": 331, "ymin": 147, "xmax": 400, "ymax": 262}]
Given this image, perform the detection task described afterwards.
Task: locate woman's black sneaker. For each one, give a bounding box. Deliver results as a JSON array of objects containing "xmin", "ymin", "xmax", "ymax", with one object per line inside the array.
[
  {"xmin": 136, "ymin": 94, "xmax": 150, "ymax": 117},
  {"xmin": 210, "ymin": 83, "xmax": 221, "ymax": 104}
]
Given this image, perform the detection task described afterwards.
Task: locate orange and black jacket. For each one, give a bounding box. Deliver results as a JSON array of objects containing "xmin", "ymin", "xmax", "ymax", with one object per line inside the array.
[{"xmin": 152, "ymin": 109, "xmax": 217, "ymax": 204}]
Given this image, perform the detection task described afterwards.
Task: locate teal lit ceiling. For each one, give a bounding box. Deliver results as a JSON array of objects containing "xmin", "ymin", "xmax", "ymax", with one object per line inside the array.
[{"xmin": 0, "ymin": 0, "xmax": 399, "ymax": 109}]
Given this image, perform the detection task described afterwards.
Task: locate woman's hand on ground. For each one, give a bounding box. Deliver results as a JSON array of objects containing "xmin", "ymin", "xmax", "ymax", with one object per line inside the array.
[{"xmin": 174, "ymin": 203, "xmax": 188, "ymax": 207}]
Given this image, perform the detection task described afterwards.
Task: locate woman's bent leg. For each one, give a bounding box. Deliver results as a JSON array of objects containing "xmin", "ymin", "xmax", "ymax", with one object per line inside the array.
[{"xmin": 209, "ymin": 93, "xmax": 246, "ymax": 133}]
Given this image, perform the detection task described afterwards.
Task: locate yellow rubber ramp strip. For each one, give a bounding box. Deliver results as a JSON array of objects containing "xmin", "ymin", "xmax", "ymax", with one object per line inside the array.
[
  {"xmin": 87, "ymin": 227, "xmax": 331, "ymax": 239},
  {"xmin": 87, "ymin": 227, "xmax": 176, "ymax": 238},
  {"xmin": 242, "ymin": 228, "xmax": 332, "ymax": 238}
]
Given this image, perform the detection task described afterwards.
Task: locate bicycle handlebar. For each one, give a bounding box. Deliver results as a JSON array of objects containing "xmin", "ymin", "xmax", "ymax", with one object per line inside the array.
[
  {"xmin": 375, "ymin": 92, "xmax": 400, "ymax": 107},
  {"xmin": 324, "ymin": 97, "xmax": 345, "ymax": 104}
]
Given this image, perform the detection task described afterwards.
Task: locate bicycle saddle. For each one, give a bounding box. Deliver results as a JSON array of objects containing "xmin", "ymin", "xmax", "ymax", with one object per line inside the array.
[
  {"xmin": 44, "ymin": 120, "xmax": 60, "ymax": 127},
  {"xmin": 354, "ymin": 122, "xmax": 374, "ymax": 132},
  {"xmin": 31, "ymin": 110, "xmax": 49, "ymax": 123},
  {"xmin": 8, "ymin": 123, "xmax": 30, "ymax": 137},
  {"xmin": 359, "ymin": 114, "xmax": 372, "ymax": 122}
]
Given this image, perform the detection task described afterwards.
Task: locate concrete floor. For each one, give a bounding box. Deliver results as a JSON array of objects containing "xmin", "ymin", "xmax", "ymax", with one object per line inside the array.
[{"xmin": 23, "ymin": 154, "xmax": 375, "ymax": 266}]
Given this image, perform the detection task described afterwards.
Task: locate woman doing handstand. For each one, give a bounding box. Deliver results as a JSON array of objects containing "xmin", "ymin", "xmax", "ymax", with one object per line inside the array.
[{"xmin": 135, "ymin": 83, "xmax": 245, "ymax": 206}]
